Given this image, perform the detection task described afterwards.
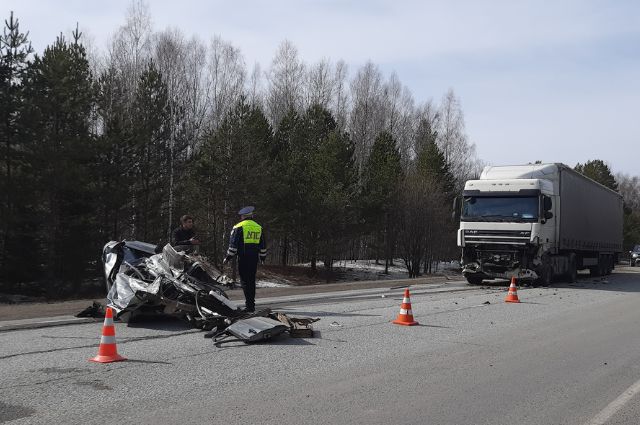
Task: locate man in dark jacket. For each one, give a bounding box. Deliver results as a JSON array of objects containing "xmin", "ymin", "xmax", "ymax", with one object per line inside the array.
[
  {"xmin": 172, "ymin": 215, "xmax": 200, "ymax": 251},
  {"xmin": 224, "ymin": 206, "xmax": 267, "ymax": 312}
]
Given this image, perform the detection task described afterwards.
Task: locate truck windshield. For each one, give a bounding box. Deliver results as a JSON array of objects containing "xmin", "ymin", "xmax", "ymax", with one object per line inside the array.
[{"xmin": 461, "ymin": 196, "xmax": 539, "ymax": 222}]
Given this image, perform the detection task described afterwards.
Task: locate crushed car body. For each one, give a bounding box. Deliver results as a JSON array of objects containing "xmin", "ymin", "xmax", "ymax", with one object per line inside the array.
[
  {"xmin": 101, "ymin": 240, "xmax": 319, "ymax": 341},
  {"xmin": 102, "ymin": 240, "xmax": 239, "ymax": 327}
]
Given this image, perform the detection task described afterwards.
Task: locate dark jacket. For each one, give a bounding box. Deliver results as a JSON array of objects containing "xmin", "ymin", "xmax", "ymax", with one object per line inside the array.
[
  {"xmin": 226, "ymin": 219, "xmax": 267, "ymax": 263},
  {"xmin": 173, "ymin": 227, "xmax": 196, "ymax": 246}
]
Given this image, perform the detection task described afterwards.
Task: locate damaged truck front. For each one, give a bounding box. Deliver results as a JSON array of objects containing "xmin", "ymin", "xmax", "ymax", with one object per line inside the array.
[{"xmin": 457, "ymin": 163, "xmax": 623, "ymax": 285}]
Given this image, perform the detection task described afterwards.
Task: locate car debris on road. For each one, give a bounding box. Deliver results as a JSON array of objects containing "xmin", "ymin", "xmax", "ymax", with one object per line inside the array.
[{"xmin": 99, "ymin": 240, "xmax": 319, "ymax": 343}]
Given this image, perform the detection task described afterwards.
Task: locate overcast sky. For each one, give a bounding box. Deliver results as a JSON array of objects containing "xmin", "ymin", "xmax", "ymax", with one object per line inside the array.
[{"xmin": 4, "ymin": 0, "xmax": 640, "ymax": 175}]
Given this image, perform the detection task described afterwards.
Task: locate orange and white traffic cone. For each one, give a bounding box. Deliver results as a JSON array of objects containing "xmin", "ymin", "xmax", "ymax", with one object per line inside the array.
[
  {"xmin": 505, "ymin": 277, "xmax": 520, "ymax": 303},
  {"xmin": 392, "ymin": 288, "xmax": 419, "ymax": 326},
  {"xmin": 90, "ymin": 307, "xmax": 126, "ymax": 363}
]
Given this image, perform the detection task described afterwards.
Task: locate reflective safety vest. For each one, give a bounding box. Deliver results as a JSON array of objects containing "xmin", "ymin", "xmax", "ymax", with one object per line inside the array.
[{"xmin": 233, "ymin": 220, "xmax": 262, "ymax": 244}]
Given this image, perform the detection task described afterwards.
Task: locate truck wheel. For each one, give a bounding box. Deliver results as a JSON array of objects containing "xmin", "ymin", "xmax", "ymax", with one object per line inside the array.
[
  {"xmin": 535, "ymin": 264, "xmax": 552, "ymax": 286},
  {"xmin": 465, "ymin": 276, "xmax": 484, "ymax": 285}
]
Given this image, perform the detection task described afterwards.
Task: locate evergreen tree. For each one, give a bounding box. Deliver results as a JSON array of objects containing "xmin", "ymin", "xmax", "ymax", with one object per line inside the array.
[
  {"xmin": 310, "ymin": 129, "xmax": 357, "ymax": 270},
  {"xmin": 193, "ymin": 97, "xmax": 272, "ymax": 263},
  {"xmin": 131, "ymin": 60, "xmax": 171, "ymax": 242},
  {"xmin": 361, "ymin": 131, "xmax": 402, "ymax": 271},
  {"xmin": 268, "ymin": 104, "xmax": 357, "ymax": 270},
  {"xmin": 415, "ymin": 118, "xmax": 455, "ymax": 200},
  {"xmin": 0, "ymin": 12, "xmax": 33, "ymax": 283},
  {"xmin": 20, "ymin": 30, "xmax": 95, "ymax": 287},
  {"xmin": 270, "ymin": 109, "xmax": 301, "ymax": 265},
  {"xmin": 575, "ymin": 160, "xmax": 618, "ymax": 191},
  {"xmin": 94, "ymin": 66, "xmax": 133, "ymax": 243}
]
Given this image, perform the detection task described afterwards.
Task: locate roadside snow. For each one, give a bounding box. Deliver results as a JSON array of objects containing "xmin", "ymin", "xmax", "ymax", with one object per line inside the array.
[
  {"xmin": 299, "ymin": 259, "xmax": 460, "ymax": 281},
  {"xmin": 256, "ymin": 280, "xmax": 290, "ymax": 288},
  {"xmin": 252, "ymin": 259, "xmax": 461, "ymax": 287}
]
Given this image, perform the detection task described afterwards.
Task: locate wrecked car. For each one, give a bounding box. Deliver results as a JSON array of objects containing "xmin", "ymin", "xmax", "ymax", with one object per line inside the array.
[
  {"xmin": 102, "ymin": 240, "xmax": 240, "ymax": 328},
  {"xmin": 101, "ymin": 240, "xmax": 319, "ymax": 342}
]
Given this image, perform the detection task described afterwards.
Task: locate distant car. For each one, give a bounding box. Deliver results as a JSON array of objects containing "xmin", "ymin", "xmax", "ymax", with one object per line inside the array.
[{"xmin": 630, "ymin": 245, "xmax": 640, "ymax": 267}]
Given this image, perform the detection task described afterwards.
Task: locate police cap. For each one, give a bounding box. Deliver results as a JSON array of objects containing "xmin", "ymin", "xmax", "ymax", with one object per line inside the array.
[{"xmin": 238, "ymin": 206, "xmax": 255, "ymax": 215}]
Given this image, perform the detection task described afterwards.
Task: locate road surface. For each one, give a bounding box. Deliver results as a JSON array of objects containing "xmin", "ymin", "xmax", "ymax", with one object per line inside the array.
[{"xmin": 1, "ymin": 269, "xmax": 640, "ymax": 424}]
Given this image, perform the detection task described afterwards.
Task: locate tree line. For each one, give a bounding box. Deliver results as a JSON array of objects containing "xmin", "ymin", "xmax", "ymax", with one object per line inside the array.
[
  {"xmin": 4, "ymin": 4, "xmax": 638, "ymax": 297},
  {"xmin": 0, "ymin": 5, "xmax": 480, "ymax": 295}
]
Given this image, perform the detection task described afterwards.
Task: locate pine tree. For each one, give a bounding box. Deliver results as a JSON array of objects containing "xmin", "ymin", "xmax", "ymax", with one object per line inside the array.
[
  {"xmin": 415, "ymin": 124, "xmax": 455, "ymax": 200},
  {"xmin": 20, "ymin": 31, "xmax": 95, "ymax": 288},
  {"xmin": 310, "ymin": 129, "xmax": 357, "ymax": 270},
  {"xmin": 0, "ymin": 12, "xmax": 33, "ymax": 283},
  {"xmin": 575, "ymin": 160, "xmax": 618, "ymax": 191},
  {"xmin": 94, "ymin": 66, "xmax": 133, "ymax": 243},
  {"xmin": 193, "ymin": 97, "xmax": 272, "ymax": 263},
  {"xmin": 263, "ymin": 108, "xmax": 299, "ymax": 265},
  {"xmin": 130, "ymin": 60, "xmax": 171, "ymax": 242},
  {"xmin": 361, "ymin": 131, "xmax": 402, "ymax": 271}
]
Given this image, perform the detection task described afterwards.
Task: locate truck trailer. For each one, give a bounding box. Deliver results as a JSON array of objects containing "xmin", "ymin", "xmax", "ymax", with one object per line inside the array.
[{"xmin": 457, "ymin": 163, "xmax": 623, "ymax": 285}]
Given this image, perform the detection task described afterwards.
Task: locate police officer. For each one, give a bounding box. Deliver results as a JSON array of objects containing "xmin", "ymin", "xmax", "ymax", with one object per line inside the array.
[{"xmin": 223, "ymin": 206, "xmax": 267, "ymax": 312}]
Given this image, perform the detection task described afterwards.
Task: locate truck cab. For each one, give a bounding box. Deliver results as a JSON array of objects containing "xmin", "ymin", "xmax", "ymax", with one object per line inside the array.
[
  {"xmin": 457, "ymin": 163, "xmax": 622, "ymax": 285},
  {"xmin": 458, "ymin": 178, "xmax": 555, "ymax": 284}
]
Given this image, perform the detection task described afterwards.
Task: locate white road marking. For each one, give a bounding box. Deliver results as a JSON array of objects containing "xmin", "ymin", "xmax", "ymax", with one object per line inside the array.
[{"xmin": 586, "ymin": 377, "xmax": 640, "ymax": 425}]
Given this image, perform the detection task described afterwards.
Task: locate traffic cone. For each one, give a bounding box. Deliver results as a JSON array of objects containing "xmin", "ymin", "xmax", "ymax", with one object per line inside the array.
[
  {"xmin": 90, "ymin": 307, "xmax": 126, "ymax": 363},
  {"xmin": 392, "ymin": 288, "xmax": 419, "ymax": 326},
  {"xmin": 505, "ymin": 277, "xmax": 520, "ymax": 303}
]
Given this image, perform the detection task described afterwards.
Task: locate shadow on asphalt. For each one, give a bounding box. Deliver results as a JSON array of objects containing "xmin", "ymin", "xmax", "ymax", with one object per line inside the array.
[
  {"xmin": 209, "ymin": 333, "xmax": 315, "ymax": 349},
  {"xmin": 268, "ymin": 336, "xmax": 315, "ymax": 346},
  {"xmin": 416, "ymin": 323, "xmax": 451, "ymax": 329},
  {"xmin": 125, "ymin": 316, "xmax": 193, "ymax": 331},
  {"xmin": 123, "ymin": 358, "xmax": 173, "ymax": 365},
  {"xmin": 276, "ymin": 309, "xmax": 382, "ymax": 318}
]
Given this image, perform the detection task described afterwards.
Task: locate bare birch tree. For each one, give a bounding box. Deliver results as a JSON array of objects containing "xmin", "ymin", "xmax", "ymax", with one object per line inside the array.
[
  {"xmin": 382, "ymin": 72, "xmax": 415, "ymax": 163},
  {"xmin": 395, "ymin": 173, "xmax": 449, "ymax": 277},
  {"xmin": 332, "ymin": 60, "xmax": 349, "ymax": 131},
  {"xmin": 247, "ymin": 62, "xmax": 263, "ymax": 107},
  {"xmin": 181, "ymin": 35, "xmax": 209, "ymax": 153},
  {"xmin": 104, "ymin": 0, "xmax": 153, "ymax": 238},
  {"xmin": 438, "ymin": 88, "xmax": 480, "ymax": 190},
  {"xmin": 305, "ymin": 58, "xmax": 334, "ymax": 109},
  {"xmin": 349, "ymin": 61, "xmax": 385, "ymax": 170},
  {"xmin": 617, "ymin": 173, "xmax": 640, "ymax": 210},
  {"xmin": 266, "ymin": 40, "xmax": 305, "ymax": 127},
  {"xmin": 207, "ymin": 35, "xmax": 246, "ymax": 130},
  {"xmin": 153, "ymin": 28, "xmax": 190, "ymax": 238},
  {"xmin": 108, "ymin": 0, "xmax": 152, "ymax": 108},
  {"xmin": 413, "ymin": 100, "xmax": 439, "ymax": 157}
]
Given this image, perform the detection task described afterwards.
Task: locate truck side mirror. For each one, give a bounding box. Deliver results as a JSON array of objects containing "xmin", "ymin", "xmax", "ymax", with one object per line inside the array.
[
  {"xmin": 543, "ymin": 196, "xmax": 552, "ymax": 211},
  {"xmin": 544, "ymin": 211, "xmax": 553, "ymax": 220}
]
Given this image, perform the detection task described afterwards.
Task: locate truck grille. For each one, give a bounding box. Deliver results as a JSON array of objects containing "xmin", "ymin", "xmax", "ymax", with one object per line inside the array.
[{"xmin": 464, "ymin": 230, "xmax": 531, "ymax": 245}]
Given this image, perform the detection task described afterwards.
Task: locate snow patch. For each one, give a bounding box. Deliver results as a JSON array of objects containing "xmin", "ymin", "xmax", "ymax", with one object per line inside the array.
[{"xmin": 256, "ymin": 280, "xmax": 290, "ymax": 288}]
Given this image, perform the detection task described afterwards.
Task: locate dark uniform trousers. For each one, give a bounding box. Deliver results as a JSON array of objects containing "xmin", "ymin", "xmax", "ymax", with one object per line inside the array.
[
  {"xmin": 238, "ymin": 258, "xmax": 258, "ymax": 311},
  {"xmin": 226, "ymin": 219, "xmax": 266, "ymax": 312}
]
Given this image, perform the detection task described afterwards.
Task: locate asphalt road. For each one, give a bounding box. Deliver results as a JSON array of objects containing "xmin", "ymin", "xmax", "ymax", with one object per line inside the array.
[{"xmin": 2, "ymin": 269, "xmax": 640, "ymax": 424}]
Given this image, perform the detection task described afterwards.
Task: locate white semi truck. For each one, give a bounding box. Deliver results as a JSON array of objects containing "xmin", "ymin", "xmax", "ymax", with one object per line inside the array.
[{"xmin": 457, "ymin": 163, "xmax": 623, "ymax": 285}]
